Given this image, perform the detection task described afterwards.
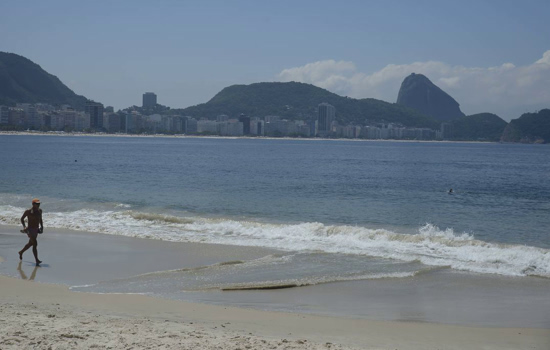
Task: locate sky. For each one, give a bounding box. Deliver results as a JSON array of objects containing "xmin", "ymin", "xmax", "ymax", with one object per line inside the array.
[{"xmin": 1, "ymin": 0, "xmax": 549, "ymax": 121}]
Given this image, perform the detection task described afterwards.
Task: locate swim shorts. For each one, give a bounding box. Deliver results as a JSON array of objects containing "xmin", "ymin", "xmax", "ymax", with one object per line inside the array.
[{"xmin": 27, "ymin": 228, "xmax": 39, "ymax": 239}]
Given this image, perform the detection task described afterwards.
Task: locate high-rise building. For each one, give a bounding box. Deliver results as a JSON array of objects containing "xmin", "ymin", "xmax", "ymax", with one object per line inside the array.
[
  {"xmin": 124, "ymin": 114, "xmax": 136, "ymax": 133},
  {"xmin": 250, "ymin": 119, "xmax": 264, "ymax": 136},
  {"xmin": 317, "ymin": 102, "xmax": 335, "ymax": 137},
  {"xmin": 85, "ymin": 101, "xmax": 104, "ymax": 130},
  {"xmin": 238, "ymin": 114, "xmax": 251, "ymax": 135},
  {"xmin": 8, "ymin": 108, "xmax": 25, "ymax": 127},
  {"xmin": 142, "ymin": 92, "xmax": 157, "ymax": 108},
  {"xmin": 185, "ymin": 118, "xmax": 198, "ymax": 134},
  {"xmin": 17, "ymin": 103, "xmax": 39, "ymax": 129}
]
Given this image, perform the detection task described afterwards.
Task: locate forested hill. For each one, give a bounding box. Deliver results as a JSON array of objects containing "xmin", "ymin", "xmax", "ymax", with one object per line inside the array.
[
  {"xmin": 451, "ymin": 113, "xmax": 508, "ymax": 142},
  {"xmin": 500, "ymin": 109, "xmax": 550, "ymax": 143},
  {"xmin": 171, "ymin": 82, "xmax": 439, "ymax": 128},
  {"xmin": 0, "ymin": 52, "xmax": 88, "ymax": 109}
]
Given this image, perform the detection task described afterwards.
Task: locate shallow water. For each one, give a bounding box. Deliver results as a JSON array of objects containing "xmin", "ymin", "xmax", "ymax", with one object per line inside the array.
[{"xmin": 1, "ymin": 135, "xmax": 550, "ymax": 327}]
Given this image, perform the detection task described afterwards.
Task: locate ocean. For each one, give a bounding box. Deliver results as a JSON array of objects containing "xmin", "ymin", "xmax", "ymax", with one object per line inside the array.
[{"xmin": 1, "ymin": 135, "xmax": 549, "ymax": 326}]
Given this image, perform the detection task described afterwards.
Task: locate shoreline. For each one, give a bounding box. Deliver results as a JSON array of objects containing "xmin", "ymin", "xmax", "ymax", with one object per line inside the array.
[
  {"xmin": 1, "ymin": 275, "xmax": 549, "ymax": 350},
  {"xmin": 2, "ymin": 224, "xmax": 550, "ymax": 330},
  {"xmin": 0, "ymin": 130, "xmax": 499, "ymax": 144}
]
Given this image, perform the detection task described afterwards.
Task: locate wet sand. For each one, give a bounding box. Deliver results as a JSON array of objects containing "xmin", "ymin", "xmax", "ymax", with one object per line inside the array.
[{"xmin": 1, "ymin": 225, "xmax": 549, "ymax": 349}]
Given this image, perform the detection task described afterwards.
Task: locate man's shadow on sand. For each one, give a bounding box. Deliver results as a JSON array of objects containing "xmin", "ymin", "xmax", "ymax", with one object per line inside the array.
[{"xmin": 17, "ymin": 261, "xmax": 49, "ymax": 280}]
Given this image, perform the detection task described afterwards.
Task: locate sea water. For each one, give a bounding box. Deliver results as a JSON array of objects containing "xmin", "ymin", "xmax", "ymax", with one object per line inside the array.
[{"xmin": 1, "ymin": 135, "xmax": 549, "ymax": 326}]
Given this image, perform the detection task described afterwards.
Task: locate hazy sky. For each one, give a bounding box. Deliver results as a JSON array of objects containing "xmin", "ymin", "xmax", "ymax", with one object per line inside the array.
[{"xmin": 1, "ymin": 0, "xmax": 549, "ymax": 121}]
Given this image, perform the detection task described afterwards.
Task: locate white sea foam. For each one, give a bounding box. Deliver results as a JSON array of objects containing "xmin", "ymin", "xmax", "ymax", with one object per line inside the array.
[{"xmin": 1, "ymin": 205, "xmax": 548, "ymax": 278}]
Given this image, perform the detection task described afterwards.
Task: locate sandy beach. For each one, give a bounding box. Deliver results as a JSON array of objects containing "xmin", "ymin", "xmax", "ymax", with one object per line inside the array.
[
  {"xmin": 2, "ymin": 275, "xmax": 550, "ymax": 350},
  {"xmin": 1, "ymin": 225, "xmax": 549, "ymax": 349},
  {"xmin": 0, "ymin": 130, "xmax": 490, "ymax": 144}
]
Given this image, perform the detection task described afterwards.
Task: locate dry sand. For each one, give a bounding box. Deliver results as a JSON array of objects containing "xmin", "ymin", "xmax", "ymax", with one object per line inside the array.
[{"xmin": 1, "ymin": 276, "xmax": 549, "ymax": 350}]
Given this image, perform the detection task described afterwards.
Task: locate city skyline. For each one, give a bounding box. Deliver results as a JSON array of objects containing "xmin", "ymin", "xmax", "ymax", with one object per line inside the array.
[
  {"xmin": 1, "ymin": 100, "xmax": 455, "ymax": 141},
  {"xmin": 1, "ymin": 1, "xmax": 549, "ymax": 121}
]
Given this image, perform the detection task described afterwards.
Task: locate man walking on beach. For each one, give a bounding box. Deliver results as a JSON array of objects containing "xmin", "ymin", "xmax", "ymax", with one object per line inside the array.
[{"xmin": 19, "ymin": 198, "xmax": 43, "ymax": 265}]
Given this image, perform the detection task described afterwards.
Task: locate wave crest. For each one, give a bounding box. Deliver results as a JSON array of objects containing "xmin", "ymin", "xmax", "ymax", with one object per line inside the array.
[{"xmin": 1, "ymin": 205, "xmax": 548, "ymax": 278}]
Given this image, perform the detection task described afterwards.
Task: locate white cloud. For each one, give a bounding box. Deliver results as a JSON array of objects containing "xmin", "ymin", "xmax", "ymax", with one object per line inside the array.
[{"xmin": 277, "ymin": 51, "xmax": 550, "ymax": 120}]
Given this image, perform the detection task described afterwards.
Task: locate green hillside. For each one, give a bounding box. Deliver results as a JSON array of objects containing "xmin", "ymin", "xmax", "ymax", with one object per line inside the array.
[
  {"xmin": 501, "ymin": 109, "xmax": 550, "ymax": 143},
  {"xmin": 0, "ymin": 52, "xmax": 88, "ymax": 109},
  {"xmin": 172, "ymin": 82, "xmax": 439, "ymax": 128},
  {"xmin": 451, "ymin": 113, "xmax": 508, "ymax": 141}
]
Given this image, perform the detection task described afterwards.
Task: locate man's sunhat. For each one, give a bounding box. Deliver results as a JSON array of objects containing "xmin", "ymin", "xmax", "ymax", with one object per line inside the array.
[{"xmin": 32, "ymin": 198, "xmax": 40, "ymax": 204}]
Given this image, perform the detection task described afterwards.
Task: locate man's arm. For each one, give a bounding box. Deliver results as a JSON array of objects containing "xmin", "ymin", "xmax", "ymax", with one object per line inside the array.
[
  {"xmin": 39, "ymin": 210, "xmax": 43, "ymax": 232},
  {"xmin": 20, "ymin": 210, "xmax": 28, "ymax": 229}
]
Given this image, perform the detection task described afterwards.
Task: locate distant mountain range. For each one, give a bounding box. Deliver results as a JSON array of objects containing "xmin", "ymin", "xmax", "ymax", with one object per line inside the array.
[
  {"xmin": 0, "ymin": 52, "xmax": 88, "ymax": 109},
  {"xmin": 0, "ymin": 52, "xmax": 548, "ymax": 143},
  {"xmin": 171, "ymin": 82, "xmax": 439, "ymax": 128}
]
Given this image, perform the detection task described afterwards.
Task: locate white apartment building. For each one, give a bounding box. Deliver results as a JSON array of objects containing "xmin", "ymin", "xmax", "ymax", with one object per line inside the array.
[
  {"xmin": 250, "ymin": 119, "xmax": 265, "ymax": 136},
  {"xmin": 219, "ymin": 121, "xmax": 244, "ymax": 136},
  {"xmin": 197, "ymin": 120, "xmax": 218, "ymax": 133}
]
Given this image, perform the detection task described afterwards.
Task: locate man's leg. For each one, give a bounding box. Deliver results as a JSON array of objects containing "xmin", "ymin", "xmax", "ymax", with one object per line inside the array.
[
  {"xmin": 19, "ymin": 239, "xmax": 33, "ymax": 260},
  {"xmin": 31, "ymin": 237, "xmax": 41, "ymax": 265}
]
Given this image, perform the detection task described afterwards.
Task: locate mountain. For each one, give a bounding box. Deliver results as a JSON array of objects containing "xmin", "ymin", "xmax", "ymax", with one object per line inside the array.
[
  {"xmin": 396, "ymin": 73, "xmax": 465, "ymax": 122},
  {"xmin": 0, "ymin": 52, "xmax": 88, "ymax": 109},
  {"xmin": 500, "ymin": 109, "xmax": 550, "ymax": 143},
  {"xmin": 450, "ymin": 113, "xmax": 508, "ymax": 141},
  {"xmin": 171, "ymin": 82, "xmax": 439, "ymax": 128}
]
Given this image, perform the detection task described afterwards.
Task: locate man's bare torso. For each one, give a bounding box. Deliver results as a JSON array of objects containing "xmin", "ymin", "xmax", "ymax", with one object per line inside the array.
[{"xmin": 23, "ymin": 208, "xmax": 42, "ymax": 229}]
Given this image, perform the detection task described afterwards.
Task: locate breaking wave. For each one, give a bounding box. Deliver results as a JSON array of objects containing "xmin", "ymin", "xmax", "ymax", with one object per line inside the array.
[{"xmin": 1, "ymin": 205, "xmax": 548, "ymax": 278}]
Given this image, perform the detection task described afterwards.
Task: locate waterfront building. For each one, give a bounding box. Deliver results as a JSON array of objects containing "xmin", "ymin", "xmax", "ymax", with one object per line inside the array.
[
  {"xmin": 142, "ymin": 92, "xmax": 157, "ymax": 108},
  {"xmin": 197, "ymin": 119, "xmax": 218, "ymax": 134},
  {"xmin": 317, "ymin": 103, "xmax": 335, "ymax": 137},
  {"xmin": 250, "ymin": 119, "xmax": 264, "ymax": 136},
  {"xmin": 8, "ymin": 108, "xmax": 26, "ymax": 128},
  {"xmin": 0, "ymin": 106, "xmax": 9, "ymax": 125},
  {"xmin": 75, "ymin": 112, "xmax": 90, "ymax": 131},
  {"xmin": 297, "ymin": 124, "xmax": 311, "ymax": 137},
  {"xmin": 168, "ymin": 116, "xmax": 185, "ymax": 134},
  {"xmin": 85, "ymin": 101, "xmax": 104, "ymax": 130},
  {"xmin": 239, "ymin": 114, "xmax": 251, "ymax": 135},
  {"xmin": 58, "ymin": 110, "xmax": 78, "ymax": 130},
  {"xmin": 264, "ymin": 119, "xmax": 297, "ymax": 137},
  {"xmin": 125, "ymin": 114, "xmax": 136, "ymax": 133},
  {"xmin": 185, "ymin": 118, "xmax": 198, "ymax": 134},
  {"xmin": 364, "ymin": 126, "xmax": 381, "ymax": 139},
  {"xmin": 219, "ymin": 120, "xmax": 244, "ymax": 136},
  {"xmin": 107, "ymin": 113, "xmax": 121, "ymax": 132},
  {"xmin": 145, "ymin": 114, "xmax": 163, "ymax": 133},
  {"xmin": 17, "ymin": 103, "xmax": 40, "ymax": 129},
  {"xmin": 339, "ymin": 125, "xmax": 361, "ymax": 139},
  {"xmin": 49, "ymin": 113, "xmax": 65, "ymax": 130}
]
